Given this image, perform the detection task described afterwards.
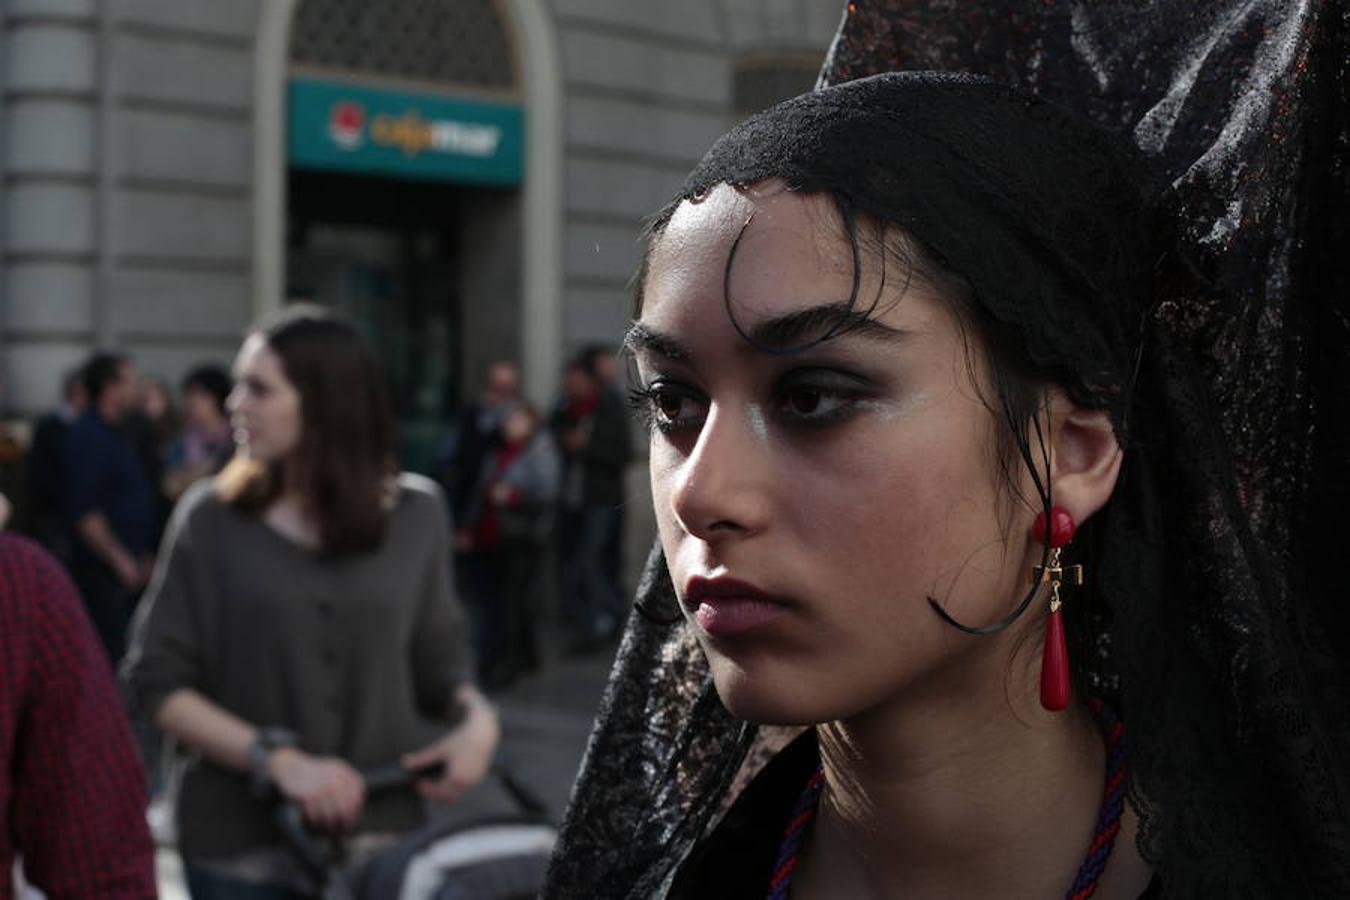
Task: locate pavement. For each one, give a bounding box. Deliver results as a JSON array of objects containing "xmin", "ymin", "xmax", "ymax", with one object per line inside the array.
[{"xmin": 153, "ymin": 629, "xmax": 619, "ymax": 899}]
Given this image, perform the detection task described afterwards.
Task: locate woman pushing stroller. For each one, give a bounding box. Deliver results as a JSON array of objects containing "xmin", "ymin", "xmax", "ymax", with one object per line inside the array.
[{"xmin": 124, "ymin": 305, "xmax": 498, "ymax": 898}]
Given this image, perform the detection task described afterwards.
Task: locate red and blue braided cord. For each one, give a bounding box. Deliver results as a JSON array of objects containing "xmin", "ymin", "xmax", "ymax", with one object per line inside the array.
[
  {"xmin": 765, "ymin": 699, "xmax": 1127, "ymax": 900},
  {"xmin": 1068, "ymin": 698, "xmax": 1127, "ymax": 899},
  {"xmin": 765, "ymin": 768, "xmax": 825, "ymax": 900}
]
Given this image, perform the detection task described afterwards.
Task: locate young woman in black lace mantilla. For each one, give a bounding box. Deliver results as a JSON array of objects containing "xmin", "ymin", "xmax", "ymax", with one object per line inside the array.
[{"xmin": 543, "ymin": 11, "xmax": 1350, "ymax": 892}]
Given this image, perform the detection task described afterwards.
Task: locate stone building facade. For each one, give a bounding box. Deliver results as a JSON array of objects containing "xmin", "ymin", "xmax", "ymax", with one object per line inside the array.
[{"xmin": 0, "ymin": 0, "xmax": 839, "ymax": 433}]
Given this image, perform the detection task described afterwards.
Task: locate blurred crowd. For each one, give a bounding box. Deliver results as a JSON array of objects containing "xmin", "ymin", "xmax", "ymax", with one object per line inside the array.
[
  {"xmin": 8, "ymin": 353, "xmax": 234, "ymax": 662},
  {"xmin": 0, "ymin": 329, "xmax": 633, "ymax": 897},
  {"xmin": 1, "ymin": 342, "xmax": 633, "ymax": 682},
  {"xmin": 436, "ymin": 349, "xmax": 633, "ymax": 690}
]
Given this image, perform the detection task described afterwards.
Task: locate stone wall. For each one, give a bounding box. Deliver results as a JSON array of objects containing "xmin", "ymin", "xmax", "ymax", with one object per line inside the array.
[
  {"xmin": 0, "ymin": 0, "xmax": 838, "ymax": 413},
  {"xmin": 551, "ymin": 0, "xmax": 838, "ymax": 358},
  {"xmin": 2, "ymin": 0, "xmax": 258, "ymax": 411}
]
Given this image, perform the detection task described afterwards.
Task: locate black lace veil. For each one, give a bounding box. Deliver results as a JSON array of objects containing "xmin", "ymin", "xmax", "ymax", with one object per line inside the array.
[{"xmin": 544, "ymin": 5, "xmax": 1350, "ymax": 898}]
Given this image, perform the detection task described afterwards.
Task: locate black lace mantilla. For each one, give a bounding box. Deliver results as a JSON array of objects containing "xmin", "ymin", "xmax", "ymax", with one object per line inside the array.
[
  {"xmin": 545, "ymin": 3, "xmax": 1350, "ymax": 898},
  {"xmin": 817, "ymin": 2, "xmax": 1350, "ymax": 894}
]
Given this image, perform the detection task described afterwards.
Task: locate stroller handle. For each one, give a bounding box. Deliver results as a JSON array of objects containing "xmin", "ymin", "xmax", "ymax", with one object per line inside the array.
[
  {"xmin": 273, "ymin": 759, "xmax": 446, "ymax": 880},
  {"xmin": 273, "ymin": 759, "xmax": 551, "ymax": 890},
  {"xmin": 360, "ymin": 760, "xmax": 446, "ymax": 792}
]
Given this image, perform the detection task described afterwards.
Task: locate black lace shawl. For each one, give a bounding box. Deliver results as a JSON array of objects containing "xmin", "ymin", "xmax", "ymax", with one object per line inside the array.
[{"xmin": 544, "ymin": 4, "xmax": 1350, "ymax": 898}]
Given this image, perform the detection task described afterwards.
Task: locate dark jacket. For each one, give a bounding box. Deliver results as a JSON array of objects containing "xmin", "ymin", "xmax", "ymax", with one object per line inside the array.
[
  {"xmin": 64, "ymin": 410, "xmax": 156, "ymax": 567},
  {"xmin": 26, "ymin": 409, "xmax": 75, "ymax": 556},
  {"xmin": 553, "ymin": 389, "xmax": 632, "ymax": 510}
]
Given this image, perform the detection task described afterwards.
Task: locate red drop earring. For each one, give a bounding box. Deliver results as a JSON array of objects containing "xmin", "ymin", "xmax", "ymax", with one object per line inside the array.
[{"xmin": 1032, "ymin": 507, "xmax": 1082, "ymax": 711}]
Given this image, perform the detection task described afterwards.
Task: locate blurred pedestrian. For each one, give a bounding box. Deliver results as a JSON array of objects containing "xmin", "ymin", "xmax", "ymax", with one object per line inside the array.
[
  {"xmin": 551, "ymin": 356, "xmax": 632, "ymax": 651},
  {"xmin": 64, "ymin": 352, "xmax": 156, "ymax": 664},
  {"xmin": 458, "ymin": 402, "xmax": 560, "ymax": 689},
  {"xmin": 164, "ymin": 364, "xmax": 234, "ymax": 502},
  {"xmin": 0, "ymin": 528, "xmax": 157, "ymax": 898},
  {"xmin": 25, "ymin": 367, "xmax": 87, "ymax": 563},
  {"xmin": 124, "ymin": 305, "xmax": 497, "ymax": 899},
  {"xmin": 127, "ymin": 375, "xmax": 177, "ymax": 542},
  {"xmin": 437, "ymin": 360, "xmax": 520, "ymax": 529},
  {"xmin": 582, "ymin": 345, "xmax": 630, "ymax": 601}
]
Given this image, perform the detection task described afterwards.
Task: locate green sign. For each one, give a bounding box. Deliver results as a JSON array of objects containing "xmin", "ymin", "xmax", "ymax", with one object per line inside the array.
[{"xmin": 288, "ymin": 77, "xmax": 523, "ymax": 186}]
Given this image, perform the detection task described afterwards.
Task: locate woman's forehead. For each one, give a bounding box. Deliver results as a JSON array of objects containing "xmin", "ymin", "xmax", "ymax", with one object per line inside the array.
[
  {"xmin": 646, "ymin": 183, "xmax": 860, "ymax": 323},
  {"xmin": 660, "ymin": 182, "xmax": 846, "ymax": 259},
  {"xmin": 235, "ymin": 335, "xmax": 283, "ymax": 378}
]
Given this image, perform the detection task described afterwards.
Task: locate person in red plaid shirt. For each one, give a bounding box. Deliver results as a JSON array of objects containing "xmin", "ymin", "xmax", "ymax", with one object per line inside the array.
[{"xmin": 0, "ymin": 525, "xmax": 156, "ymax": 898}]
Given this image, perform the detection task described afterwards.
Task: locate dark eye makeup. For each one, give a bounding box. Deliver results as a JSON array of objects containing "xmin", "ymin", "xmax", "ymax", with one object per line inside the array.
[{"xmin": 628, "ymin": 366, "xmax": 876, "ymax": 436}]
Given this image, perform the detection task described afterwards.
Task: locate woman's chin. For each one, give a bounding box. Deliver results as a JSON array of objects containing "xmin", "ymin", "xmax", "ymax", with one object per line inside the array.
[
  {"xmin": 238, "ymin": 444, "xmax": 277, "ymax": 465},
  {"xmin": 708, "ymin": 656, "xmax": 827, "ymax": 727}
]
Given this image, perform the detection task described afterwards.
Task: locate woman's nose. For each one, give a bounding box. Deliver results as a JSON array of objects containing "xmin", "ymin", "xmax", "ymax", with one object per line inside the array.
[
  {"xmin": 668, "ymin": 404, "xmax": 773, "ymax": 543},
  {"xmin": 225, "ymin": 385, "xmax": 245, "ymax": 416}
]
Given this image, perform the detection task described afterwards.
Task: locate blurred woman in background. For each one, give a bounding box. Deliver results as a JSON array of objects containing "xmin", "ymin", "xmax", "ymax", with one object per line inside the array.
[{"xmin": 125, "ymin": 305, "xmax": 498, "ymax": 899}]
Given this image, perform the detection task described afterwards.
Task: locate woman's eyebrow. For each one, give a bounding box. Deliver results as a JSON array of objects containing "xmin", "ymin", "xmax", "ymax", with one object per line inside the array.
[
  {"xmin": 624, "ymin": 302, "xmax": 908, "ymax": 362},
  {"xmin": 749, "ymin": 302, "xmax": 908, "ymax": 350},
  {"xmin": 623, "ymin": 322, "xmax": 689, "ymax": 361}
]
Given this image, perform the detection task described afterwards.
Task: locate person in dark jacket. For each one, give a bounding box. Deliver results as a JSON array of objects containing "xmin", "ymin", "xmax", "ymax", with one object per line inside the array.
[
  {"xmin": 552, "ymin": 358, "xmax": 632, "ymax": 649},
  {"xmin": 25, "ymin": 367, "xmax": 88, "ymax": 563},
  {"xmin": 438, "ymin": 360, "xmax": 521, "ymax": 529},
  {"xmin": 64, "ymin": 352, "xmax": 156, "ymax": 663},
  {"xmin": 582, "ymin": 346, "xmax": 630, "ymax": 606}
]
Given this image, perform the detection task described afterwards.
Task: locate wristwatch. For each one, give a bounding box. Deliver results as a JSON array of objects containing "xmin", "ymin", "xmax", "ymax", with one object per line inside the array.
[{"xmin": 247, "ymin": 727, "xmax": 298, "ymax": 797}]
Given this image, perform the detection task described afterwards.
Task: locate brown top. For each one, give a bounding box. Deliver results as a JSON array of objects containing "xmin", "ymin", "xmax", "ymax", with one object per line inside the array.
[{"xmin": 123, "ymin": 474, "xmax": 472, "ymax": 860}]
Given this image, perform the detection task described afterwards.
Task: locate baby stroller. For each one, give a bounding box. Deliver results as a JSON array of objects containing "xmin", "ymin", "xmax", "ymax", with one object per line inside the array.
[{"xmin": 274, "ymin": 762, "xmax": 556, "ymax": 900}]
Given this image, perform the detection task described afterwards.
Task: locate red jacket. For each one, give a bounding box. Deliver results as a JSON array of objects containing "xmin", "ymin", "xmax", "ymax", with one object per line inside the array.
[{"xmin": 0, "ymin": 534, "xmax": 156, "ymax": 899}]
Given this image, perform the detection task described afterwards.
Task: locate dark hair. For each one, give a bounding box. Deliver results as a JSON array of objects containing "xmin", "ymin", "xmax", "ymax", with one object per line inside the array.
[
  {"xmin": 181, "ymin": 364, "xmax": 232, "ymax": 417},
  {"xmin": 82, "ymin": 352, "xmax": 129, "ymax": 402},
  {"xmin": 216, "ymin": 305, "xmax": 394, "ymax": 556}
]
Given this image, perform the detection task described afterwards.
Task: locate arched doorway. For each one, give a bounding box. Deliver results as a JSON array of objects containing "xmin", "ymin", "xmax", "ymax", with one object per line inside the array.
[{"xmin": 252, "ymin": 0, "xmax": 563, "ymax": 468}]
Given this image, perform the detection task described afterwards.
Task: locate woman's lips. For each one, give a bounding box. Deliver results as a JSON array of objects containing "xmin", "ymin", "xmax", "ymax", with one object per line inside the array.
[{"xmin": 684, "ymin": 576, "xmax": 789, "ymax": 638}]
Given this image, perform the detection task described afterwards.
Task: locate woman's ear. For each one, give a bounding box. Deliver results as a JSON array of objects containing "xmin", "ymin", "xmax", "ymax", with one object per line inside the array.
[{"xmin": 1048, "ymin": 392, "xmax": 1122, "ymax": 524}]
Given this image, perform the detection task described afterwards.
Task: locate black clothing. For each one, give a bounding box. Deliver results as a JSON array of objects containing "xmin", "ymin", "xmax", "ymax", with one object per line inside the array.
[
  {"xmin": 583, "ymin": 389, "xmax": 631, "ymax": 508},
  {"xmin": 123, "ymin": 411, "xmax": 171, "ymax": 543},
  {"xmin": 64, "ymin": 409, "xmax": 156, "ymax": 662},
  {"xmin": 26, "ymin": 410, "xmax": 76, "ymax": 561},
  {"xmin": 64, "ymin": 410, "xmax": 156, "ymax": 566},
  {"xmin": 439, "ymin": 402, "xmax": 506, "ymax": 527},
  {"xmin": 552, "ymin": 389, "xmax": 632, "ymax": 640},
  {"xmin": 552, "ymin": 389, "xmax": 632, "ymax": 510}
]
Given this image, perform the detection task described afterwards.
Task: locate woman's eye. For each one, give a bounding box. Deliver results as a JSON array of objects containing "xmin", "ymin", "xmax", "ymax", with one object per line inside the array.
[
  {"xmin": 777, "ymin": 375, "xmax": 866, "ymax": 424},
  {"xmin": 629, "ymin": 383, "xmax": 706, "ymax": 433},
  {"xmin": 785, "ymin": 387, "xmax": 825, "ymax": 415},
  {"xmin": 654, "ymin": 391, "xmax": 687, "ymax": 421}
]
